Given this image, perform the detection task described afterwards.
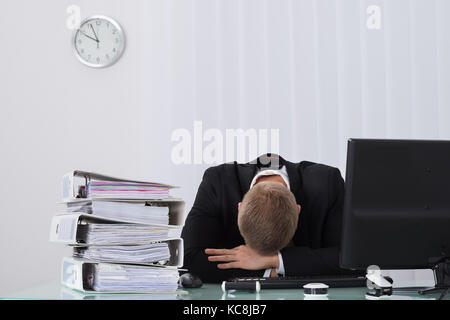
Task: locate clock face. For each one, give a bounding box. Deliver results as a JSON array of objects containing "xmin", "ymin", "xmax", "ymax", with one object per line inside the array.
[{"xmin": 73, "ymin": 16, "xmax": 125, "ymax": 68}]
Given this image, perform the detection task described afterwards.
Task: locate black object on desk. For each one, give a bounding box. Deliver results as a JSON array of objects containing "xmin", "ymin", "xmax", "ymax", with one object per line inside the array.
[
  {"xmin": 180, "ymin": 273, "xmax": 203, "ymax": 288},
  {"xmin": 224, "ymin": 275, "xmax": 366, "ymax": 290}
]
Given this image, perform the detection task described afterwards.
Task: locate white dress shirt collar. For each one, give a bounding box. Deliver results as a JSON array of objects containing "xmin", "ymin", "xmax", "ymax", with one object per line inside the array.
[{"xmin": 249, "ymin": 165, "xmax": 290, "ymax": 190}]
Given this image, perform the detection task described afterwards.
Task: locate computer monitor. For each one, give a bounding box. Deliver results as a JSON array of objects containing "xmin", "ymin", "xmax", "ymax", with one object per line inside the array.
[{"xmin": 340, "ymin": 139, "xmax": 450, "ymax": 272}]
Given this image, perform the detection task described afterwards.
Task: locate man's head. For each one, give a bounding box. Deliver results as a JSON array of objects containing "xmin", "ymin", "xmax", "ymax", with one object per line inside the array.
[{"xmin": 237, "ymin": 180, "xmax": 300, "ymax": 256}]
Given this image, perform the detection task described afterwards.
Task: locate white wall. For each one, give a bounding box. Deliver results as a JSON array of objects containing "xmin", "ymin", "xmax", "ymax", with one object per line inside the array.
[{"xmin": 0, "ymin": 0, "xmax": 449, "ymax": 292}]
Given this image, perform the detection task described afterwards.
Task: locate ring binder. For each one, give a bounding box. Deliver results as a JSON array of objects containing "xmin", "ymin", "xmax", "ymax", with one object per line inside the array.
[{"xmin": 62, "ymin": 170, "xmax": 178, "ymax": 202}]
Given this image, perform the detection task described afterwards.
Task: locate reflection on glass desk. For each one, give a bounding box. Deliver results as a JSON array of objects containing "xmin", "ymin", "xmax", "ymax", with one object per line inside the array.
[{"xmin": 0, "ymin": 282, "xmax": 445, "ymax": 300}]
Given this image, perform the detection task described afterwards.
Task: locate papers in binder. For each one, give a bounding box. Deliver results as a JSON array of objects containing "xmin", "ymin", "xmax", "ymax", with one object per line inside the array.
[
  {"xmin": 87, "ymin": 180, "xmax": 170, "ymax": 199},
  {"xmin": 62, "ymin": 170, "xmax": 177, "ymax": 202},
  {"xmin": 50, "ymin": 214, "xmax": 184, "ymax": 267},
  {"xmin": 62, "ymin": 257, "xmax": 180, "ymax": 293},
  {"xmin": 89, "ymin": 264, "xmax": 179, "ymax": 293},
  {"xmin": 50, "ymin": 214, "xmax": 182, "ymax": 246},
  {"xmin": 73, "ymin": 243, "xmax": 171, "ymax": 265},
  {"xmin": 65, "ymin": 200, "xmax": 169, "ymax": 225},
  {"xmin": 61, "ymin": 199, "xmax": 185, "ymax": 227},
  {"xmin": 76, "ymin": 223, "xmax": 169, "ymax": 245}
]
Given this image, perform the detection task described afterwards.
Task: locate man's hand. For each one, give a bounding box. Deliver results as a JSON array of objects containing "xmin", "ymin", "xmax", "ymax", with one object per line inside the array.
[{"xmin": 205, "ymin": 245, "xmax": 279, "ymax": 271}]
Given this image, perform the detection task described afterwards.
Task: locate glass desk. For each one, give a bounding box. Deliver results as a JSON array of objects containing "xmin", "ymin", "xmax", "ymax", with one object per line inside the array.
[{"xmin": 0, "ymin": 282, "xmax": 444, "ymax": 300}]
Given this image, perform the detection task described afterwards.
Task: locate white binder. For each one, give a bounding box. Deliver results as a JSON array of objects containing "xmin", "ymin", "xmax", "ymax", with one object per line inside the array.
[
  {"xmin": 61, "ymin": 257, "xmax": 182, "ymax": 294},
  {"xmin": 60, "ymin": 198, "xmax": 185, "ymax": 227},
  {"xmin": 62, "ymin": 170, "xmax": 178, "ymax": 202},
  {"xmin": 49, "ymin": 213, "xmax": 183, "ymax": 245}
]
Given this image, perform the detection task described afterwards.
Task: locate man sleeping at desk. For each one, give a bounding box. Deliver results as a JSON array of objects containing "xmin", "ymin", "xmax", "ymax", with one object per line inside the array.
[{"xmin": 181, "ymin": 154, "xmax": 356, "ymax": 283}]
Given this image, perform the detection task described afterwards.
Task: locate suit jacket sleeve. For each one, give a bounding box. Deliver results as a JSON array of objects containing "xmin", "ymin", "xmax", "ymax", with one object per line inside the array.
[
  {"xmin": 280, "ymin": 168, "xmax": 357, "ymax": 276},
  {"xmin": 181, "ymin": 167, "xmax": 264, "ymax": 283}
]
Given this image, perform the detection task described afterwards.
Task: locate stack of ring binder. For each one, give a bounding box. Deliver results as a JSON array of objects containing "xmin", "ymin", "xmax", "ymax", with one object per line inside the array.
[{"xmin": 50, "ymin": 170, "xmax": 185, "ymax": 295}]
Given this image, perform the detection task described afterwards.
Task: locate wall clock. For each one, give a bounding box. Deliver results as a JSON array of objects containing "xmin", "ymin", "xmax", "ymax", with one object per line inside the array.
[{"xmin": 73, "ymin": 15, "xmax": 125, "ymax": 68}]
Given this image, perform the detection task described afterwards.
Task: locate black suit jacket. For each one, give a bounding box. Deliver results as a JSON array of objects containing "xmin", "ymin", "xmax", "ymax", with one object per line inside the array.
[{"xmin": 181, "ymin": 157, "xmax": 355, "ymax": 283}]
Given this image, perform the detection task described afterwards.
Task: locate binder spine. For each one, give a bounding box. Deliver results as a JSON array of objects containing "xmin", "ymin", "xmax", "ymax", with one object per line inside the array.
[
  {"xmin": 61, "ymin": 257, "xmax": 84, "ymax": 291},
  {"xmin": 61, "ymin": 172, "xmax": 75, "ymax": 202},
  {"xmin": 50, "ymin": 214, "xmax": 80, "ymax": 244}
]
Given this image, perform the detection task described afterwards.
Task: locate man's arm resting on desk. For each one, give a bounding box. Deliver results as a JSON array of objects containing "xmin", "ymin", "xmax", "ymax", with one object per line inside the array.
[{"xmin": 184, "ymin": 247, "xmax": 265, "ymax": 283}]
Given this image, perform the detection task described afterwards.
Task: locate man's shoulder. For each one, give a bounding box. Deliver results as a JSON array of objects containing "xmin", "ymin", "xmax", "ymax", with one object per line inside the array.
[
  {"xmin": 294, "ymin": 160, "xmax": 341, "ymax": 177},
  {"xmin": 201, "ymin": 162, "xmax": 241, "ymax": 180},
  {"xmin": 294, "ymin": 161, "xmax": 343, "ymax": 192},
  {"xmin": 203, "ymin": 162, "xmax": 234, "ymax": 174}
]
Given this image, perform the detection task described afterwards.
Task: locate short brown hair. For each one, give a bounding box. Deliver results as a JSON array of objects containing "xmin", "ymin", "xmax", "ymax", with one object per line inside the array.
[{"xmin": 238, "ymin": 181, "xmax": 299, "ymax": 255}]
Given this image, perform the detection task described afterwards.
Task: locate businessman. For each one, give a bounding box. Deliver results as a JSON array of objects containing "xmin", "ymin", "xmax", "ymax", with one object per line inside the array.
[{"xmin": 181, "ymin": 154, "xmax": 354, "ymax": 283}]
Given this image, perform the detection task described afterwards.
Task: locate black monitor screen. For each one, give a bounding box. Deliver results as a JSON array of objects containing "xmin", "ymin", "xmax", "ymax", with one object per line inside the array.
[{"xmin": 340, "ymin": 139, "xmax": 450, "ymax": 270}]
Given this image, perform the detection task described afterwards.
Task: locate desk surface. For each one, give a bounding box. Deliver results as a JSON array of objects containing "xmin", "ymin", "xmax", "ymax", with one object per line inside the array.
[{"xmin": 0, "ymin": 282, "xmax": 444, "ymax": 300}]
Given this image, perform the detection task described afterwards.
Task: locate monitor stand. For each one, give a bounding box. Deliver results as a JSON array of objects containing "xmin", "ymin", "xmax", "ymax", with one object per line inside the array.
[{"xmin": 418, "ymin": 257, "xmax": 450, "ymax": 300}]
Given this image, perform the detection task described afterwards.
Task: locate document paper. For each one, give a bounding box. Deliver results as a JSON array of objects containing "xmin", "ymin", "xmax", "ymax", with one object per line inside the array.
[
  {"xmin": 85, "ymin": 263, "xmax": 179, "ymax": 293},
  {"xmin": 65, "ymin": 201, "xmax": 170, "ymax": 225},
  {"xmin": 76, "ymin": 224, "xmax": 169, "ymax": 245},
  {"xmin": 73, "ymin": 242, "xmax": 170, "ymax": 264},
  {"xmin": 87, "ymin": 180, "xmax": 170, "ymax": 199}
]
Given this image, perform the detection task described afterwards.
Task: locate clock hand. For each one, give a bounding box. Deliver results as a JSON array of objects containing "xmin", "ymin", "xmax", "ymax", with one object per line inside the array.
[
  {"xmin": 90, "ymin": 24, "xmax": 99, "ymax": 42},
  {"xmin": 79, "ymin": 30, "xmax": 98, "ymax": 43},
  {"xmin": 90, "ymin": 24, "xmax": 100, "ymax": 49}
]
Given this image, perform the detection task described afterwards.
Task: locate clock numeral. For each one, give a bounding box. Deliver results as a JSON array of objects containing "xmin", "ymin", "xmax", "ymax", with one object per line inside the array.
[
  {"xmin": 96, "ymin": 20, "xmax": 101, "ymax": 26},
  {"xmin": 96, "ymin": 57, "xmax": 100, "ymax": 63},
  {"xmin": 80, "ymin": 49, "xmax": 84, "ymax": 54},
  {"xmin": 112, "ymin": 29, "xmax": 117, "ymax": 35},
  {"xmin": 105, "ymin": 54, "xmax": 110, "ymax": 60},
  {"xmin": 115, "ymin": 38, "xmax": 119, "ymax": 44},
  {"xmin": 87, "ymin": 54, "xmax": 91, "ymax": 60},
  {"xmin": 113, "ymin": 48, "xmax": 116, "ymax": 52}
]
